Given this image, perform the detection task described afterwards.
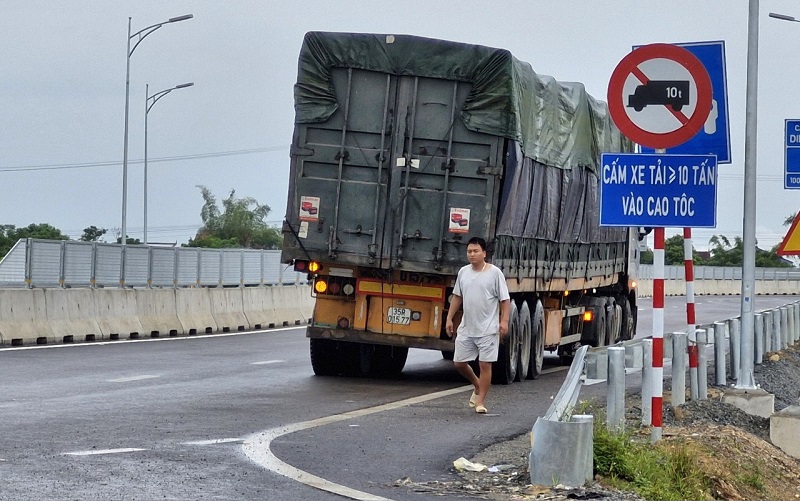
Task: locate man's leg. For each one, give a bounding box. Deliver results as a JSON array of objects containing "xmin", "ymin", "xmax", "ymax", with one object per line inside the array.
[
  {"xmin": 476, "ymin": 361, "xmax": 492, "ymax": 406},
  {"xmin": 454, "ymin": 361, "xmax": 480, "ymax": 392}
]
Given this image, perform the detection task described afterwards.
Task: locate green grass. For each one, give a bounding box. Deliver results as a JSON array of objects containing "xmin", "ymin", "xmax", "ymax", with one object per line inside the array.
[{"xmin": 591, "ymin": 415, "xmax": 710, "ymax": 500}]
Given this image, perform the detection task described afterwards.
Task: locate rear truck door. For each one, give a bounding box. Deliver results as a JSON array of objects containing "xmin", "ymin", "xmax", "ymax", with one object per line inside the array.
[{"xmin": 288, "ymin": 68, "xmax": 505, "ymax": 275}]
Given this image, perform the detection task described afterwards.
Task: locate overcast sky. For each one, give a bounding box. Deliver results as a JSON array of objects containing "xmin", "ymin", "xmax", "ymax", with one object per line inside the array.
[{"xmin": 2, "ymin": 1, "xmax": 800, "ymax": 250}]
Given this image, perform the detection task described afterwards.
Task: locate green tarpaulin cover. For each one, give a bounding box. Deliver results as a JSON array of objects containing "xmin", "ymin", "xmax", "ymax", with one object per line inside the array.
[{"xmin": 295, "ymin": 31, "xmax": 632, "ymax": 173}]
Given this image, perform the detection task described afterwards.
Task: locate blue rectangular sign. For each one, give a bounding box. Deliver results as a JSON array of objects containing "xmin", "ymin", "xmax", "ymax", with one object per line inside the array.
[
  {"xmin": 785, "ymin": 119, "xmax": 800, "ymax": 189},
  {"xmin": 600, "ymin": 153, "xmax": 718, "ymax": 227},
  {"xmin": 639, "ymin": 41, "xmax": 731, "ymax": 164}
]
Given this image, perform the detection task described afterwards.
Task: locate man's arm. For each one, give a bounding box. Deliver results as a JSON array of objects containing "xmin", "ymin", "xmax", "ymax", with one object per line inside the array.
[
  {"xmin": 498, "ymin": 299, "xmax": 511, "ymax": 338},
  {"xmin": 445, "ymin": 295, "xmax": 462, "ymax": 338}
]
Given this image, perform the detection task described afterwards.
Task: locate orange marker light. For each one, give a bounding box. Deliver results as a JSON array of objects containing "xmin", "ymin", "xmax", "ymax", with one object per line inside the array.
[
  {"xmin": 314, "ymin": 279, "xmax": 328, "ymax": 294},
  {"xmin": 308, "ymin": 261, "xmax": 320, "ymax": 273},
  {"xmin": 583, "ymin": 310, "xmax": 593, "ymax": 322}
]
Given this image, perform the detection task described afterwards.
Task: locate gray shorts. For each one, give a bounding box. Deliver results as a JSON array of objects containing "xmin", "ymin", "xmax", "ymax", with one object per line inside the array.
[{"xmin": 453, "ymin": 333, "xmax": 499, "ymax": 363}]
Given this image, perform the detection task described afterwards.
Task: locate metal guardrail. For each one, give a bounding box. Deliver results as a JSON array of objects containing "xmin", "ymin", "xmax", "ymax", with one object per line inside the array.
[
  {"xmin": 639, "ymin": 264, "xmax": 800, "ymax": 280},
  {"xmin": 0, "ymin": 239, "xmax": 307, "ymax": 288}
]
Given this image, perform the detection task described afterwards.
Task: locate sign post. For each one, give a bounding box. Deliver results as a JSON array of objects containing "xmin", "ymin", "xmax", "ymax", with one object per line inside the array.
[{"xmin": 606, "ymin": 43, "xmax": 714, "ymax": 443}]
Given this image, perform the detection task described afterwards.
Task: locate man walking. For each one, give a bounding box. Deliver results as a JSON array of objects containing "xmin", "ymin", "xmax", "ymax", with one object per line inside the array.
[{"xmin": 445, "ymin": 237, "xmax": 510, "ymax": 413}]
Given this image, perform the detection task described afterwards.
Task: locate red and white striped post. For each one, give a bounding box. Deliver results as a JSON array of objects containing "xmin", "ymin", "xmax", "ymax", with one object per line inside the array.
[
  {"xmin": 683, "ymin": 228, "xmax": 696, "ymax": 334},
  {"xmin": 684, "ymin": 228, "xmax": 698, "ymax": 402},
  {"xmin": 651, "ymin": 227, "xmax": 665, "ymax": 443}
]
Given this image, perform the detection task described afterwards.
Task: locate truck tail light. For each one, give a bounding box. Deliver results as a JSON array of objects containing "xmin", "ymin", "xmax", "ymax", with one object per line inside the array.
[
  {"xmin": 583, "ymin": 310, "xmax": 593, "ymax": 322},
  {"xmin": 314, "ymin": 279, "xmax": 328, "ymax": 294},
  {"xmin": 313, "ymin": 276, "xmax": 356, "ymax": 298}
]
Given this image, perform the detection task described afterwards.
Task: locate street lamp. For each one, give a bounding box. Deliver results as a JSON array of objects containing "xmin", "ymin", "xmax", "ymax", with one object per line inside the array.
[
  {"xmin": 144, "ymin": 82, "xmax": 194, "ymax": 245},
  {"xmin": 121, "ymin": 14, "xmax": 192, "ymax": 246}
]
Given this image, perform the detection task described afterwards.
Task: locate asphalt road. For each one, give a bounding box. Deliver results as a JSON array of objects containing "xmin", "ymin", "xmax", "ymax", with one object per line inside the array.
[{"xmin": 0, "ymin": 295, "xmax": 796, "ymax": 500}]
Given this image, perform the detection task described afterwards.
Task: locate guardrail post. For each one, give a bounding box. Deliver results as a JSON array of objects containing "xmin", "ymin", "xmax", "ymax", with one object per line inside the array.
[
  {"xmin": 697, "ymin": 328, "xmax": 708, "ymax": 400},
  {"xmin": 729, "ymin": 317, "xmax": 740, "ymax": 383},
  {"xmin": 794, "ymin": 302, "xmax": 800, "ymax": 344},
  {"xmin": 196, "ymin": 248, "xmax": 202, "ymax": 287},
  {"xmin": 607, "ymin": 347, "xmax": 625, "ymax": 433},
  {"xmin": 641, "ymin": 338, "xmax": 652, "ymax": 426},
  {"xmin": 260, "ymin": 250, "xmax": 265, "ymax": 286},
  {"xmin": 239, "ymin": 249, "xmax": 245, "ymax": 288},
  {"xmin": 754, "ymin": 312, "xmax": 764, "ymax": 365},
  {"xmin": 672, "ymin": 332, "xmax": 687, "ymax": 406},
  {"xmin": 119, "ymin": 244, "xmax": 126, "ymax": 288},
  {"xmin": 772, "ymin": 309, "xmax": 783, "ymax": 351},
  {"xmin": 172, "ymin": 247, "xmax": 179, "ymax": 288},
  {"xmin": 781, "ymin": 306, "xmax": 790, "ymax": 349},
  {"xmin": 765, "ymin": 310, "xmax": 773, "ymax": 353},
  {"xmin": 714, "ymin": 321, "xmax": 727, "ymax": 386},
  {"xmin": 689, "ymin": 329, "xmax": 699, "ymax": 400},
  {"xmin": 147, "ymin": 246, "xmax": 154, "ymax": 289}
]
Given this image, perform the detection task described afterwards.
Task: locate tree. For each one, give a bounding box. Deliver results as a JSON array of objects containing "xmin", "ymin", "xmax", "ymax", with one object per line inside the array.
[
  {"xmin": 186, "ymin": 186, "xmax": 282, "ymax": 249},
  {"xmin": 80, "ymin": 226, "xmax": 107, "ymax": 242},
  {"xmin": 664, "ymin": 234, "xmax": 705, "ymax": 265},
  {"xmin": 0, "ymin": 223, "xmax": 70, "ymax": 259}
]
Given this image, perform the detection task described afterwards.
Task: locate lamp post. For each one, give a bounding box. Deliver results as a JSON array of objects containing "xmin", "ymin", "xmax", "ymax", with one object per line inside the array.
[
  {"xmin": 144, "ymin": 82, "xmax": 194, "ymax": 245},
  {"xmin": 122, "ymin": 14, "xmax": 192, "ymax": 246}
]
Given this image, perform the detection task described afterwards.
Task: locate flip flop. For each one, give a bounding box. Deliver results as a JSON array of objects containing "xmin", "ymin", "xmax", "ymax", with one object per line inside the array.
[
  {"xmin": 468, "ymin": 392, "xmax": 478, "ymax": 408},
  {"xmin": 475, "ymin": 405, "xmax": 487, "ymax": 414}
]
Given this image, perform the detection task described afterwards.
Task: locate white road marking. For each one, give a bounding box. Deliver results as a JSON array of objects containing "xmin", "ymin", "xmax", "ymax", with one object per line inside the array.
[
  {"xmin": 107, "ymin": 374, "xmax": 160, "ymax": 383},
  {"xmin": 64, "ymin": 448, "xmax": 147, "ymax": 456},
  {"xmin": 540, "ymin": 366, "xmax": 569, "ymax": 375},
  {"xmin": 182, "ymin": 438, "xmax": 244, "ymax": 446},
  {"xmin": 0, "ymin": 325, "xmax": 303, "ymax": 351},
  {"xmin": 242, "ymin": 385, "xmax": 472, "ymax": 501},
  {"xmin": 249, "ymin": 360, "xmax": 286, "ymax": 365}
]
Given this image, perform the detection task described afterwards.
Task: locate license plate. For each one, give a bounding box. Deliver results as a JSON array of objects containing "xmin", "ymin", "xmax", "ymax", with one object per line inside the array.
[{"xmin": 386, "ymin": 307, "xmax": 411, "ymax": 325}]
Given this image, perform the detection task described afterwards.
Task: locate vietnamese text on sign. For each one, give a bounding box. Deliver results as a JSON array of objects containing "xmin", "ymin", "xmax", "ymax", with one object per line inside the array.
[{"xmin": 600, "ymin": 153, "xmax": 718, "ymax": 227}]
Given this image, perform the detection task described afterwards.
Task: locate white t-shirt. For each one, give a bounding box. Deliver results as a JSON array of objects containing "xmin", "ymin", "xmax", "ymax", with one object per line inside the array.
[{"xmin": 453, "ymin": 263, "xmax": 510, "ymax": 338}]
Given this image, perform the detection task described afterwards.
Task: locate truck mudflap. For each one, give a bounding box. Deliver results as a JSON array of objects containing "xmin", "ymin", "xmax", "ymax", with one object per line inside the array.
[{"xmin": 306, "ymin": 326, "xmax": 454, "ymax": 352}]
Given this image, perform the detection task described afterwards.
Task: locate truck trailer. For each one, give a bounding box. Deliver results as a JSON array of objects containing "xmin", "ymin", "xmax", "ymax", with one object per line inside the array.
[{"xmin": 282, "ymin": 32, "xmax": 639, "ymax": 384}]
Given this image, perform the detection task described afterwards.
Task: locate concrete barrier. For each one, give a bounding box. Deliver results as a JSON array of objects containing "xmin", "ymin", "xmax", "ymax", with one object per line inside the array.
[
  {"xmin": 242, "ymin": 287, "xmax": 275, "ymax": 330},
  {"xmin": 175, "ymin": 288, "xmax": 218, "ymax": 335},
  {"xmin": 0, "ymin": 289, "xmax": 54, "ymax": 345},
  {"xmin": 209, "ymin": 288, "xmax": 251, "ymax": 332},
  {"xmin": 136, "ymin": 288, "xmax": 184, "ymax": 337},
  {"xmin": 271, "ymin": 286, "xmax": 312, "ymax": 326},
  {"xmin": 93, "ymin": 288, "xmax": 143, "ymax": 340},
  {"xmin": 44, "ymin": 289, "xmax": 102, "ymax": 343}
]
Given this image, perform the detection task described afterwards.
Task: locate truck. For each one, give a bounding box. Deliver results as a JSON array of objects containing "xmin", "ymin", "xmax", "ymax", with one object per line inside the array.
[{"xmin": 282, "ymin": 32, "xmax": 640, "ymax": 384}]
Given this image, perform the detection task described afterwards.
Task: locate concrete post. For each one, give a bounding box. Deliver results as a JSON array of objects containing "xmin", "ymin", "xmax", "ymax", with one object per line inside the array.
[
  {"xmin": 642, "ymin": 338, "xmax": 653, "ymax": 426},
  {"xmin": 787, "ymin": 305, "xmax": 795, "ymax": 347},
  {"xmin": 794, "ymin": 302, "xmax": 800, "ymax": 344},
  {"xmin": 689, "ymin": 329, "xmax": 699, "ymax": 400},
  {"xmin": 607, "ymin": 347, "xmax": 625, "ymax": 433},
  {"xmin": 730, "ymin": 317, "xmax": 741, "ymax": 383},
  {"xmin": 714, "ymin": 322, "xmax": 727, "ymax": 386},
  {"xmin": 754, "ymin": 312, "xmax": 764, "ymax": 365},
  {"xmin": 697, "ymin": 329, "xmax": 708, "ymax": 400},
  {"xmin": 672, "ymin": 332, "xmax": 687, "ymax": 406}
]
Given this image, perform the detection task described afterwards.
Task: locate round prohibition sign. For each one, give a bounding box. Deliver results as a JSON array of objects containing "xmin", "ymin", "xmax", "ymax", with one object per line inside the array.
[{"xmin": 608, "ymin": 43, "xmax": 712, "ymax": 149}]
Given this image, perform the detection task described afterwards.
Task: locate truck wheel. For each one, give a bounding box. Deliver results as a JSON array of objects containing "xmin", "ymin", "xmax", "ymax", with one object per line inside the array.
[
  {"xmin": 370, "ymin": 345, "xmax": 409, "ymax": 378},
  {"xmin": 492, "ymin": 302, "xmax": 519, "ymax": 385},
  {"xmin": 516, "ymin": 301, "xmax": 531, "ymax": 382},
  {"xmin": 616, "ymin": 294, "xmax": 634, "ymax": 340},
  {"xmin": 593, "ymin": 307, "xmax": 607, "ymax": 347},
  {"xmin": 309, "ymin": 338, "xmax": 338, "ymax": 376},
  {"xmin": 528, "ymin": 299, "xmax": 545, "ymax": 379}
]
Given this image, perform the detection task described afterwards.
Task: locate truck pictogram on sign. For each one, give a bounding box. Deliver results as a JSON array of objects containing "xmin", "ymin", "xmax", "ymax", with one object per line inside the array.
[{"xmin": 628, "ymin": 80, "xmax": 690, "ymax": 112}]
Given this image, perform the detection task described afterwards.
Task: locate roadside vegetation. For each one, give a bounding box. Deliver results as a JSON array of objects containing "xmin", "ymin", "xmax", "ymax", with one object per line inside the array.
[
  {"xmin": 0, "ymin": 187, "xmax": 282, "ymax": 260},
  {"xmin": 588, "ymin": 403, "xmax": 798, "ymax": 501}
]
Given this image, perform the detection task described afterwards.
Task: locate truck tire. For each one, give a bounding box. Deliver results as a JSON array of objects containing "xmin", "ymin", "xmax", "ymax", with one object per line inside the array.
[
  {"xmin": 492, "ymin": 302, "xmax": 519, "ymax": 385},
  {"xmin": 369, "ymin": 345, "xmax": 409, "ymax": 378},
  {"xmin": 593, "ymin": 306, "xmax": 607, "ymax": 347},
  {"xmin": 515, "ymin": 301, "xmax": 531, "ymax": 382},
  {"xmin": 616, "ymin": 294, "xmax": 634, "ymax": 341},
  {"xmin": 309, "ymin": 338, "xmax": 339, "ymax": 376},
  {"xmin": 528, "ymin": 299, "xmax": 545, "ymax": 379}
]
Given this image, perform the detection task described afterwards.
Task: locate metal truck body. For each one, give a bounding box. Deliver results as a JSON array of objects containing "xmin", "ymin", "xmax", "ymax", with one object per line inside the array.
[{"xmin": 282, "ymin": 32, "xmax": 639, "ymax": 383}]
